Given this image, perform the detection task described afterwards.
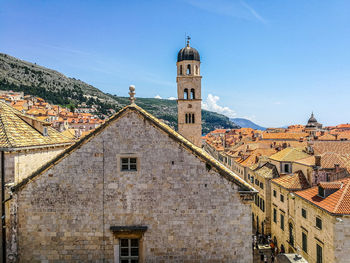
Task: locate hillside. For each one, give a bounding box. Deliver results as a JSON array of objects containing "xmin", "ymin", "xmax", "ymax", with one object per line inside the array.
[
  {"xmin": 231, "ymin": 118, "xmax": 266, "ymax": 130},
  {"xmin": 0, "ymin": 53, "xmax": 239, "ymax": 133}
]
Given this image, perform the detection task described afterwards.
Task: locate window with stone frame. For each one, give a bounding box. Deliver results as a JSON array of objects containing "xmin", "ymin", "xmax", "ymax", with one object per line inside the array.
[
  {"xmin": 273, "ymin": 208, "xmax": 277, "ymax": 223},
  {"xmin": 280, "ymin": 214, "xmax": 285, "ymax": 230},
  {"xmin": 120, "ymin": 238, "xmax": 139, "ymax": 263},
  {"xmin": 121, "ymin": 158, "xmax": 137, "ymax": 171},
  {"xmin": 302, "ymin": 208, "xmax": 307, "ymax": 219},
  {"xmin": 280, "ymin": 194, "xmax": 284, "ymax": 202},
  {"xmin": 282, "ymin": 163, "xmax": 291, "ymax": 173},
  {"xmin": 316, "ymin": 243, "xmax": 323, "ymax": 263},
  {"xmin": 273, "ymin": 189, "xmax": 277, "ymax": 197},
  {"xmin": 302, "ymin": 232, "xmax": 307, "ymax": 253},
  {"xmin": 316, "ymin": 217, "xmax": 322, "ymax": 230}
]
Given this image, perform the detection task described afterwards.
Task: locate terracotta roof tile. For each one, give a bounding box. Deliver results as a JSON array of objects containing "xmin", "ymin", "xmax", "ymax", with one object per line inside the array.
[
  {"xmin": 269, "ymin": 147, "xmax": 310, "ymax": 162},
  {"xmin": 272, "ymin": 171, "xmax": 310, "ymax": 190},
  {"xmin": 295, "ymin": 178, "xmax": 350, "ymax": 215},
  {"xmin": 262, "ymin": 132, "xmax": 308, "ymax": 140},
  {"xmin": 0, "ymin": 101, "xmax": 73, "ymax": 149}
]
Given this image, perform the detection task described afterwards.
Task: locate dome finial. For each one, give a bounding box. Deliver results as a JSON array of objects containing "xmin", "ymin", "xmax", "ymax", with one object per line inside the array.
[{"xmin": 186, "ymin": 35, "xmax": 191, "ymax": 47}]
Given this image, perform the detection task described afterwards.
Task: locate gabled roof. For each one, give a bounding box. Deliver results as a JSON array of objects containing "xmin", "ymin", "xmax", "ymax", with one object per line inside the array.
[
  {"xmin": 269, "ymin": 147, "xmax": 310, "ymax": 162},
  {"xmin": 295, "ymin": 178, "xmax": 350, "ymax": 215},
  {"xmin": 0, "ymin": 101, "xmax": 73, "ymax": 150},
  {"xmin": 262, "ymin": 132, "xmax": 308, "ymax": 140},
  {"xmin": 254, "ymin": 162, "xmax": 279, "ymax": 179},
  {"xmin": 12, "ymin": 104, "xmax": 257, "ymax": 193},
  {"xmin": 271, "ymin": 171, "xmax": 310, "ymax": 191}
]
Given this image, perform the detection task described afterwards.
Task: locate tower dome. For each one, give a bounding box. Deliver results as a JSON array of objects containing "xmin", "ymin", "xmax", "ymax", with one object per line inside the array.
[
  {"xmin": 177, "ymin": 39, "xmax": 200, "ymax": 62},
  {"xmin": 307, "ymin": 113, "xmax": 317, "ymax": 124}
]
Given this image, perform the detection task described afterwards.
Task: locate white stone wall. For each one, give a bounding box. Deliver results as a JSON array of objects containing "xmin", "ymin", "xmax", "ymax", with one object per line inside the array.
[
  {"xmin": 332, "ymin": 216, "xmax": 350, "ymax": 262},
  {"xmin": 9, "ymin": 111, "xmax": 253, "ymax": 262}
]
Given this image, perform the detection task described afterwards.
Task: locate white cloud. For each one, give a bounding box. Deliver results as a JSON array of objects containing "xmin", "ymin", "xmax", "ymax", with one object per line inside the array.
[
  {"xmin": 202, "ymin": 94, "xmax": 237, "ymax": 118},
  {"xmin": 167, "ymin": 97, "xmax": 177, "ymax": 100},
  {"xmin": 154, "ymin": 95, "xmax": 162, "ymax": 99}
]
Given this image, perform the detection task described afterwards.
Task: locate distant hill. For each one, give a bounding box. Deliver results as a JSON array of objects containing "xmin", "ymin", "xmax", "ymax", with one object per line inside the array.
[
  {"xmin": 0, "ymin": 53, "xmax": 239, "ymax": 134},
  {"xmin": 231, "ymin": 118, "xmax": 266, "ymax": 130}
]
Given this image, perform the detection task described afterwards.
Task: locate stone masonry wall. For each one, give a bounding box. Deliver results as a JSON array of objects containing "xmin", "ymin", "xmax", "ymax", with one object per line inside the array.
[
  {"xmin": 9, "ymin": 111, "xmax": 252, "ymax": 262},
  {"xmin": 334, "ymin": 216, "xmax": 350, "ymax": 263}
]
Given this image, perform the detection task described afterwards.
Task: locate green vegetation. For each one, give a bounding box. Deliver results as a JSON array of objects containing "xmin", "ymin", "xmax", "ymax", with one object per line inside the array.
[{"xmin": 0, "ymin": 52, "xmax": 239, "ymax": 133}]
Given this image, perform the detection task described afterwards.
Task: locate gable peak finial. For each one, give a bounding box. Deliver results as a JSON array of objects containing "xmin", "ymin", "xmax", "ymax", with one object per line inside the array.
[{"xmin": 129, "ymin": 85, "xmax": 136, "ymax": 104}]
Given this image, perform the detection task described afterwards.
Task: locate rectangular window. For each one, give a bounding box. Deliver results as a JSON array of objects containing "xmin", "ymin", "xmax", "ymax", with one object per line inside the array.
[
  {"xmin": 262, "ymin": 200, "xmax": 265, "ymax": 212},
  {"xmin": 280, "ymin": 194, "xmax": 284, "ymax": 202},
  {"xmin": 260, "ymin": 182, "xmax": 264, "ymax": 189},
  {"xmin": 280, "ymin": 214, "xmax": 285, "ymax": 230},
  {"xmin": 121, "ymin": 158, "xmax": 137, "ymax": 171},
  {"xmin": 251, "ymin": 176, "xmax": 254, "ymax": 183},
  {"xmin": 302, "ymin": 208, "xmax": 307, "ymax": 219},
  {"xmin": 316, "ymin": 217, "xmax": 322, "ymax": 229},
  {"xmin": 255, "ymin": 179, "xmax": 259, "ymax": 185},
  {"xmin": 120, "ymin": 238, "xmax": 139, "ymax": 262},
  {"xmin": 318, "ymin": 187, "xmax": 325, "ymax": 198},
  {"xmin": 302, "ymin": 232, "xmax": 307, "ymax": 253},
  {"xmin": 273, "ymin": 208, "xmax": 277, "ymax": 223},
  {"xmin": 283, "ymin": 163, "xmax": 291, "ymax": 173},
  {"xmin": 316, "ymin": 244, "xmax": 323, "ymax": 263},
  {"xmin": 273, "ymin": 190, "xmax": 277, "ymax": 197}
]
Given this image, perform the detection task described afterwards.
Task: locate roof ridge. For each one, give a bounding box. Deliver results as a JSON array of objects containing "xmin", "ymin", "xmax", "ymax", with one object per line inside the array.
[
  {"xmin": 0, "ymin": 107, "xmax": 13, "ymax": 148},
  {"xmin": 12, "ymin": 104, "xmax": 256, "ymax": 193},
  {"xmin": 333, "ymin": 179, "xmax": 350, "ymax": 213}
]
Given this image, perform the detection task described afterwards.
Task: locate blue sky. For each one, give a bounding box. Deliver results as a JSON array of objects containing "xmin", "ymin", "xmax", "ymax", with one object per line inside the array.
[{"xmin": 1, "ymin": 0, "xmax": 350, "ymax": 127}]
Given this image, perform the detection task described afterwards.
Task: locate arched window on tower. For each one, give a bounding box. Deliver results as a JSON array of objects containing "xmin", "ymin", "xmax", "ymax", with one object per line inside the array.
[
  {"xmin": 195, "ymin": 65, "xmax": 198, "ymax": 75},
  {"xmin": 192, "ymin": 113, "xmax": 195, "ymax": 123},
  {"xmin": 186, "ymin": 64, "xmax": 191, "ymax": 75},
  {"xmin": 188, "ymin": 113, "xmax": 192, "ymax": 123},
  {"xmin": 184, "ymin": 89, "xmax": 189, "ymax": 99},
  {"xmin": 190, "ymin": 89, "xmax": 195, "ymax": 99},
  {"xmin": 185, "ymin": 113, "xmax": 188, "ymax": 124},
  {"xmin": 179, "ymin": 65, "xmax": 183, "ymax": 75}
]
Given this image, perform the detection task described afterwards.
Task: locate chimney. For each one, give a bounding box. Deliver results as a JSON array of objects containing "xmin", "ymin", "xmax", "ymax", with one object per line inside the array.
[
  {"xmin": 334, "ymin": 164, "xmax": 340, "ymax": 173},
  {"xmin": 315, "ymin": 155, "xmax": 321, "ymax": 167}
]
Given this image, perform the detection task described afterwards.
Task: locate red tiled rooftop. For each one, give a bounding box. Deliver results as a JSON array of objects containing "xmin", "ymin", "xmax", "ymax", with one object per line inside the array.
[
  {"xmin": 272, "ymin": 171, "xmax": 310, "ymax": 191},
  {"xmin": 295, "ymin": 178, "xmax": 350, "ymax": 215}
]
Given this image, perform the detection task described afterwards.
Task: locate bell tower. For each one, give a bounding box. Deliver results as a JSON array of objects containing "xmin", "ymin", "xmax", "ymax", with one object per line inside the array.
[{"xmin": 177, "ymin": 37, "xmax": 202, "ymax": 147}]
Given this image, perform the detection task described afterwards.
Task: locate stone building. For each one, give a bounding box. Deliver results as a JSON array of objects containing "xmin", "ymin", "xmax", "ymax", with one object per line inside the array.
[
  {"xmin": 0, "ymin": 101, "xmax": 73, "ymax": 262},
  {"xmin": 177, "ymin": 38, "xmax": 202, "ymax": 147},
  {"xmin": 6, "ymin": 93, "xmax": 256, "ymax": 262},
  {"xmin": 247, "ymin": 162, "xmax": 279, "ymax": 235},
  {"xmin": 294, "ymin": 178, "xmax": 350, "ymax": 263},
  {"xmin": 270, "ymin": 172, "xmax": 310, "ymax": 254},
  {"xmin": 268, "ymin": 147, "xmax": 311, "ymax": 175}
]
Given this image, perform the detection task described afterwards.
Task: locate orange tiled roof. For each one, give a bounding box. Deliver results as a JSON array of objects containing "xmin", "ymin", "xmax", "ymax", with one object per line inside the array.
[
  {"xmin": 210, "ymin": 129, "xmax": 227, "ymax": 134},
  {"xmin": 318, "ymin": 133, "xmax": 336, "ymax": 141},
  {"xmin": 262, "ymin": 132, "xmax": 308, "ymax": 140},
  {"xmin": 272, "ymin": 171, "xmax": 310, "ymax": 190},
  {"xmin": 318, "ymin": 181, "xmax": 343, "ymax": 190},
  {"xmin": 295, "ymin": 178, "xmax": 350, "ymax": 215}
]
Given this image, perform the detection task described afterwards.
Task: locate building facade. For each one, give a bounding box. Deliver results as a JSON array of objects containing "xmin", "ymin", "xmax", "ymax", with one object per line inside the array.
[{"xmin": 7, "ymin": 102, "xmax": 256, "ymax": 262}]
